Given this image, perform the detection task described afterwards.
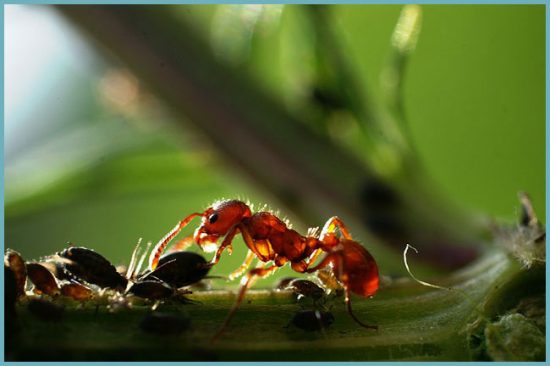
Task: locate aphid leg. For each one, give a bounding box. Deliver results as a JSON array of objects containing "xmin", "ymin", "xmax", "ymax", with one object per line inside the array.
[
  {"xmin": 149, "ymin": 213, "xmax": 202, "ymax": 270},
  {"xmin": 207, "ymin": 226, "xmax": 239, "ymax": 267},
  {"xmin": 344, "ymin": 289, "xmax": 378, "ymax": 330},
  {"xmin": 320, "ymin": 217, "xmax": 353, "ymax": 241},
  {"xmin": 168, "ymin": 235, "xmax": 195, "ymax": 253},
  {"xmin": 228, "ymin": 249, "xmax": 255, "ymax": 281},
  {"xmin": 211, "ymin": 264, "xmax": 279, "ymax": 342}
]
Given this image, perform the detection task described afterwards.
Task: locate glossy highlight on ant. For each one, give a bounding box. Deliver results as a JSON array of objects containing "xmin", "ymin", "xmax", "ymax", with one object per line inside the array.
[{"xmin": 149, "ymin": 199, "xmax": 380, "ymax": 340}]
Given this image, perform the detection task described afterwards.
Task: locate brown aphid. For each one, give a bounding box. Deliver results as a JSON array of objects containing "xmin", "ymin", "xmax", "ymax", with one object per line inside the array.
[
  {"xmin": 58, "ymin": 246, "xmax": 128, "ymax": 290},
  {"xmin": 60, "ymin": 282, "xmax": 93, "ymax": 301},
  {"xmin": 39, "ymin": 259, "xmax": 71, "ymax": 281},
  {"xmin": 315, "ymin": 266, "xmax": 343, "ymax": 293},
  {"xmin": 128, "ymin": 280, "xmax": 174, "ymax": 300},
  {"xmin": 285, "ymin": 279, "xmax": 326, "ymax": 301},
  {"xmin": 26, "ymin": 262, "xmax": 60, "ymax": 296},
  {"xmin": 4, "ymin": 249, "xmax": 27, "ymax": 298}
]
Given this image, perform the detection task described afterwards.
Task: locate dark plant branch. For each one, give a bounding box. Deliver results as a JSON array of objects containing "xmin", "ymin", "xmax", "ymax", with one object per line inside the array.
[
  {"xmin": 305, "ymin": 5, "xmax": 378, "ymax": 142},
  {"xmin": 57, "ymin": 5, "xmax": 479, "ymax": 268},
  {"xmin": 380, "ymin": 4, "xmax": 422, "ymax": 162}
]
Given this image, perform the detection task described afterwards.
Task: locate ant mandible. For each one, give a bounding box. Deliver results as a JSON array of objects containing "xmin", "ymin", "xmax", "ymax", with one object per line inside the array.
[{"xmin": 148, "ymin": 199, "xmax": 379, "ymax": 340}]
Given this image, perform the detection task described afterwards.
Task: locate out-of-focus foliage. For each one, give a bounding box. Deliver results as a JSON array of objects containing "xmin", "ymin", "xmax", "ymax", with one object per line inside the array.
[{"xmin": 5, "ymin": 5, "xmax": 545, "ymax": 284}]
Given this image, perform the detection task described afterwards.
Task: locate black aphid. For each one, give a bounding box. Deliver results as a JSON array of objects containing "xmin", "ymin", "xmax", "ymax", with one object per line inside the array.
[
  {"xmin": 128, "ymin": 280, "xmax": 174, "ymax": 300},
  {"xmin": 58, "ymin": 246, "xmax": 128, "ymax": 290},
  {"xmin": 140, "ymin": 251, "xmax": 210, "ymax": 288},
  {"xmin": 291, "ymin": 310, "xmax": 334, "ymax": 331}
]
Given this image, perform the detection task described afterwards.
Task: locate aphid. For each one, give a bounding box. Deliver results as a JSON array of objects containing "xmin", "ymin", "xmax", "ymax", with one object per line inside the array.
[
  {"xmin": 128, "ymin": 280, "xmax": 174, "ymax": 300},
  {"xmin": 26, "ymin": 262, "xmax": 61, "ymax": 296},
  {"xmin": 315, "ymin": 265, "xmax": 344, "ymax": 294},
  {"xmin": 27, "ymin": 298, "xmax": 64, "ymax": 322},
  {"xmin": 140, "ymin": 251, "xmax": 210, "ymax": 288},
  {"xmin": 57, "ymin": 246, "xmax": 128, "ymax": 290},
  {"xmin": 60, "ymin": 282, "xmax": 93, "ymax": 301},
  {"xmin": 291, "ymin": 310, "xmax": 335, "ymax": 331},
  {"xmin": 275, "ymin": 277, "xmax": 298, "ymax": 290},
  {"xmin": 4, "ymin": 250, "xmax": 27, "ymax": 298},
  {"xmin": 150, "ymin": 199, "xmax": 379, "ymax": 340},
  {"xmin": 140, "ymin": 312, "xmax": 191, "ymax": 334},
  {"xmin": 284, "ymin": 279, "xmax": 326, "ymax": 302}
]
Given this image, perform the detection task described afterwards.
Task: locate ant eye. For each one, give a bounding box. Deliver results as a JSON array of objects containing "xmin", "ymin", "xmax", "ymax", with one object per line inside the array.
[{"xmin": 208, "ymin": 213, "xmax": 219, "ymax": 224}]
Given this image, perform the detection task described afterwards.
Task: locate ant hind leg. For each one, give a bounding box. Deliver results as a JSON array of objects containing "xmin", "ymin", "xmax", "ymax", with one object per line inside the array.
[
  {"xmin": 320, "ymin": 217, "xmax": 353, "ymax": 242},
  {"xmin": 344, "ymin": 289, "xmax": 378, "ymax": 330}
]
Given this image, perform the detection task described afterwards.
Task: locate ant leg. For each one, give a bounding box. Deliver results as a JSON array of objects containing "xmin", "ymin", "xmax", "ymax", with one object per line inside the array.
[
  {"xmin": 303, "ymin": 252, "xmax": 338, "ymax": 273},
  {"xmin": 288, "ymin": 248, "xmax": 324, "ymax": 276},
  {"xmin": 308, "ymin": 250, "xmax": 377, "ymax": 331},
  {"xmin": 228, "ymin": 249, "xmax": 255, "ymax": 281},
  {"xmin": 211, "ymin": 264, "xmax": 279, "ymax": 342},
  {"xmin": 320, "ymin": 216, "xmax": 353, "ymax": 241},
  {"xmin": 345, "ymin": 289, "xmax": 378, "ymax": 330},
  {"xmin": 208, "ymin": 226, "xmax": 239, "ymax": 267},
  {"xmin": 238, "ymin": 223, "xmax": 272, "ymax": 261},
  {"xmin": 306, "ymin": 248, "xmax": 324, "ymax": 267},
  {"xmin": 167, "ymin": 235, "xmax": 194, "ymax": 253},
  {"xmin": 149, "ymin": 213, "xmax": 202, "ymax": 270}
]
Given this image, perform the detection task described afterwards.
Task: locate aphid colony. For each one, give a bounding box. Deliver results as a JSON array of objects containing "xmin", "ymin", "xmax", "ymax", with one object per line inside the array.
[{"xmin": 4, "ymin": 245, "xmax": 211, "ymax": 304}]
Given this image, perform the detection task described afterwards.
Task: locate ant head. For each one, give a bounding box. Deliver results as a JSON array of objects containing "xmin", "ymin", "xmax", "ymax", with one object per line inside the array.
[{"xmin": 194, "ymin": 200, "xmax": 251, "ymax": 246}]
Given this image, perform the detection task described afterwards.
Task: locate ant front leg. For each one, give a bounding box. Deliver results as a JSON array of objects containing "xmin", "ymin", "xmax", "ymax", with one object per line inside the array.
[
  {"xmin": 211, "ymin": 264, "xmax": 279, "ymax": 342},
  {"xmin": 167, "ymin": 235, "xmax": 195, "ymax": 253},
  {"xmin": 207, "ymin": 225, "xmax": 239, "ymax": 268},
  {"xmin": 149, "ymin": 213, "xmax": 202, "ymax": 270}
]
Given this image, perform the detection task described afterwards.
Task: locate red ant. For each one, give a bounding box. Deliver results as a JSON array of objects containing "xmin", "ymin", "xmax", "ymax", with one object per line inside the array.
[{"xmin": 148, "ymin": 199, "xmax": 379, "ymax": 340}]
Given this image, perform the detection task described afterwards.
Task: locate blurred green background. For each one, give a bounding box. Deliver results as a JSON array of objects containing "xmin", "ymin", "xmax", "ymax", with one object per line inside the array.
[{"xmin": 5, "ymin": 5, "xmax": 545, "ymax": 284}]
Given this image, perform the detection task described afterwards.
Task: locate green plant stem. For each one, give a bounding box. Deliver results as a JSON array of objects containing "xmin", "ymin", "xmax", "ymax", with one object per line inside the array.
[{"xmin": 8, "ymin": 236, "xmax": 544, "ymax": 361}]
